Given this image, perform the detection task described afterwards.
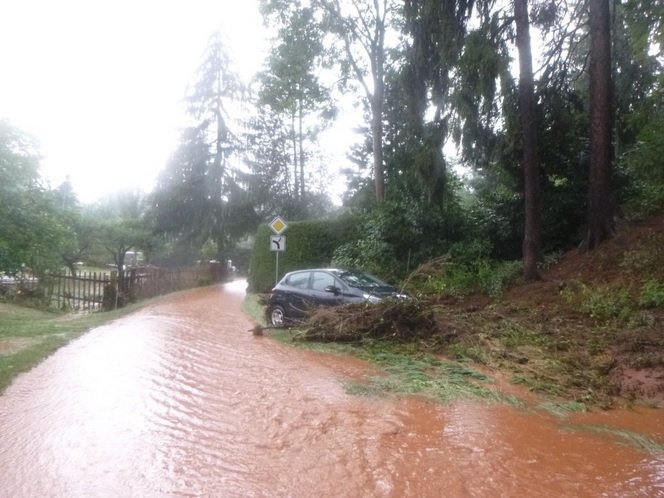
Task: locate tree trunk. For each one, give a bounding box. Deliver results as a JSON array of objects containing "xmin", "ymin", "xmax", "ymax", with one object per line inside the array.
[
  {"xmin": 372, "ymin": 96, "xmax": 385, "ymax": 203},
  {"xmin": 291, "ymin": 111, "xmax": 298, "ymax": 200},
  {"xmin": 583, "ymin": 0, "xmax": 613, "ymax": 250},
  {"xmin": 298, "ymin": 98, "xmax": 305, "ymax": 203},
  {"xmin": 115, "ymin": 249, "xmax": 127, "ymax": 297},
  {"xmin": 514, "ymin": 0, "xmax": 541, "ymax": 281},
  {"xmin": 372, "ymin": 36, "xmax": 386, "ymax": 203},
  {"xmin": 63, "ymin": 257, "xmax": 78, "ymax": 278},
  {"xmin": 316, "ymin": 0, "xmax": 387, "ymax": 202}
]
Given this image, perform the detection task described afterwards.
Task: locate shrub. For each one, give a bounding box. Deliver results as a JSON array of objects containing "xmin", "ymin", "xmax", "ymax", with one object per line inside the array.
[
  {"xmin": 332, "ymin": 236, "xmax": 398, "ymax": 279},
  {"xmin": 578, "ymin": 285, "xmax": 635, "ymax": 322},
  {"xmin": 639, "ymin": 280, "xmax": 664, "ymax": 309},
  {"xmin": 404, "ymin": 256, "xmax": 522, "ymax": 297},
  {"xmin": 247, "ymin": 215, "xmax": 360, "ymax": 293}
]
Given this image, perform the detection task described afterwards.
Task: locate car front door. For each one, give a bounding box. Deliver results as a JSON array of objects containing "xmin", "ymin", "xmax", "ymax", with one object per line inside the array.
[{"xmin": 310, "ymin": 271, "xmax": 344, "ymax": 307}]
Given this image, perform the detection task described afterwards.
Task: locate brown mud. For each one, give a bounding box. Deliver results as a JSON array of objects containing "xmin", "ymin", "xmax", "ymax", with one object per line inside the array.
[
  {"xmin": 303, "ymin": 214, "xmax": 664, "ymax": 408},
  {"xmin": 1, "ymin": 280, "xmax": 663, "ymax": 496}
]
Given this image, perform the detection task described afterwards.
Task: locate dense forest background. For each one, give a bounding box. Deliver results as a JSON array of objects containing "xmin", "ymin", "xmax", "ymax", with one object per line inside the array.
[{"xmin": 2, "ymin": 0, "xmax": 663, "ymax": 286}]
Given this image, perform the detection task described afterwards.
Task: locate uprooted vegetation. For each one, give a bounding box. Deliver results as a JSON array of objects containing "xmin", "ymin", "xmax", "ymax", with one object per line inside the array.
[
  {"xmin": 302, "ymin": 300, "xmax": 438, "ymax": 342},
  {"xmin": 292, "ymin": 214, "xmax": 664, "ymax": 409}
]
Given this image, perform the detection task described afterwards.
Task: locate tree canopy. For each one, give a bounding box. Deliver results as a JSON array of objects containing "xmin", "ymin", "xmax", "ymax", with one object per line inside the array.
[
  {"xmin": 3, "ymin": 0, "xmax": 664, "ymax": 284},
  {"xmin": 0, "ymin": 121, "xmax": 73, "ymax": 277}
]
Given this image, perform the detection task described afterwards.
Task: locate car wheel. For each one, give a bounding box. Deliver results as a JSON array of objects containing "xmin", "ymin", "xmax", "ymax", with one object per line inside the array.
[{"xmin": 269, "ymin": 305, "xmax": 286, "ymax": 328}]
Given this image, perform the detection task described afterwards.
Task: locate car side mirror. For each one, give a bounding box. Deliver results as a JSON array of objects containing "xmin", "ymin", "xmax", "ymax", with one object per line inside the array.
[{"xmin": 324, "ymin": 285, "xmax": 340, "ymax": 295}]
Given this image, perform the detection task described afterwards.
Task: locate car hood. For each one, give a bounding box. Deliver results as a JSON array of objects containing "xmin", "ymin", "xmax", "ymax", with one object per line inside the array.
[{"xmin": 351, "ymin": 285, "xmax": 406, "ymax": 299}]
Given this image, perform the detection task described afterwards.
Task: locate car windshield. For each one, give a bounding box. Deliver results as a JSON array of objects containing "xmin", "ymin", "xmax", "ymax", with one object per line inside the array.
[{"xmin": 333, "ymin": 270, "xmax": 388, "ymax": 290}]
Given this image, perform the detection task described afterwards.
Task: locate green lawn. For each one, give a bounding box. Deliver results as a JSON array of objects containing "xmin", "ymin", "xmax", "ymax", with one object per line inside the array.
[{"xmin": 0, "ymin": 302, "xmax": 140, "ymax": 393}]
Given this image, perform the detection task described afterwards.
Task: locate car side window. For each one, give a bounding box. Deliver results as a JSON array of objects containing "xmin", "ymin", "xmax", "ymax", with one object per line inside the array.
[
  {"xmin": 286, "ymin": 272, "xmax": 311, "ymax": 289},
  {"xmin": 311, "ymin": 272, "xmax": 336, "ymax": 292}
]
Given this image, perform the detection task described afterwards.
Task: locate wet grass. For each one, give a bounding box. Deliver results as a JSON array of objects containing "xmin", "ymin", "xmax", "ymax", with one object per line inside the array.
[
  {"xmin": 242, "ymin": 293, "xmax": 267, "ymax": 326},
  {"xmin": 244, "ymin": 298, "xmax": 541, "ymax": 407},
  {"xmin": 441, "ymin": 309, "xmax": 624, "ymax": 408},
  {"xmin": 344, "ymin": 358, "xmax": 522, "ymax": 405},
  {"xmin": 0, "ymin": 300, "xmax": 158, "ymax": 394},
  {"xmin": 249, "ymin": 297, "xmax": 479, "ymax": 404},
  {"xmin": 536, "ymin": 401, "xmax": 588, "ymax": 418},
  {"xmin": 268, "ymin": 327, "xmax": 523, "ymax": 406},
  {"xmin": 566, "ymin": 424, "xmax": 664, "ymax": 453}
]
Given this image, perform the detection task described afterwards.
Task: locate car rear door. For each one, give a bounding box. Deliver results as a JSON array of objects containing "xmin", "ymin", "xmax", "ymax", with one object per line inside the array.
[{"xmin": 281, "ymin": 271, "xmax": 312, "ymax": 318}]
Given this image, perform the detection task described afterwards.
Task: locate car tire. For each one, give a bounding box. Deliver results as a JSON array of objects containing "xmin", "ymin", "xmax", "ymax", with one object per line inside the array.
[{"xmin": 269, "ymin": 305, "xmax": 286, "ymax": 328}]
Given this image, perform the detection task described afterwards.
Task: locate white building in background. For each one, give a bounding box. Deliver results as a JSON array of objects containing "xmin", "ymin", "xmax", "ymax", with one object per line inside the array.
[{"xmin": 125, "ymin": 251, "xmax": 144, "ymax": 268}]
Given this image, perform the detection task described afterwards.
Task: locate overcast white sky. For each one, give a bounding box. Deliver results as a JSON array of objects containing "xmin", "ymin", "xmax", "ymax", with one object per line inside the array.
[{"xmin": 0, "ymin": 0, "xmax": 267, "ymax": 203}]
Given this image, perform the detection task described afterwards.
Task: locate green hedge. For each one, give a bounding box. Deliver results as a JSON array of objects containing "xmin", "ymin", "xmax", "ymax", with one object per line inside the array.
[{"xmin": 248, "ymin": 215, "xmax": 360, "ymax": 292}]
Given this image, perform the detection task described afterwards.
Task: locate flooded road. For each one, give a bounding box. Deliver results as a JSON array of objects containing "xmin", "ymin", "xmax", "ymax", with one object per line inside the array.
[{"xmin": 1, "ymin": 281, "xmax": 663, "ymax": 497}]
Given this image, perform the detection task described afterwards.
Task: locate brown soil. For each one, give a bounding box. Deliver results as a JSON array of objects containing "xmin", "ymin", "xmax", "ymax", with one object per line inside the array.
[
  {"xmin": 502, "ymin": 214, "xmax": 664, "ymax": 407},
  {"xmin": 305, "ymin": 213, "xmax": 664, "ymax": 408}
]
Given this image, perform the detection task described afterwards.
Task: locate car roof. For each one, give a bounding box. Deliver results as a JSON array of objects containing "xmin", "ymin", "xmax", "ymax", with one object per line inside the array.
[{"xmin": 285, "ymin": 268, "xmax": 343, "ymax": 274}]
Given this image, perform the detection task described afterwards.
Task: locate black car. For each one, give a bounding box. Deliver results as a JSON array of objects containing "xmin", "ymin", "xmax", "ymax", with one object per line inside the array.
[{"xmin": 266, "ymin": 268, "xmax": 406, "ymax": 327}]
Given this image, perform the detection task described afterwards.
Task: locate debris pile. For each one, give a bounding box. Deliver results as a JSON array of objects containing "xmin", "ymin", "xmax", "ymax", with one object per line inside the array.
[{"xmin": 302, "ymin": 299, "xmax": 438, "ymax": 342}]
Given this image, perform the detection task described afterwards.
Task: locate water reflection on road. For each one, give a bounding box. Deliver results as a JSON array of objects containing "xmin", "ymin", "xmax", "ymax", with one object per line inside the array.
[{"xmin": 1, "ymin": 281, "xmax": 662, "ymax": 497}]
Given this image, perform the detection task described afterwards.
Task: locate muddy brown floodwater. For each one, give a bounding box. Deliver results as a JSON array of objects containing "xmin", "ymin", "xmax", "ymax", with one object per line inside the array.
[{"xmin": 1, "ymin": 281, "xmax": 663, "ymax": 497}]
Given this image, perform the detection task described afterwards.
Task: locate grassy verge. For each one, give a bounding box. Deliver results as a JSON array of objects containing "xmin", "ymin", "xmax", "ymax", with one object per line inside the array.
[
  {"xmin": 244, "ymin": 294, "xmax": 522, "ymax": 405},
  {"xmin": 282, "ymin": 329, "xmax": 523, "ymax": 405},
  {"xmin": 345, "ymin": 343, "xmax": 524, "ymax": 405},
  {"xmin": 242, "ymin": 292, "xmax": 267, "ymax": 326},
  {"xmin": 0, "ymin": 299, "xmax": 156, "ymax": 394}
]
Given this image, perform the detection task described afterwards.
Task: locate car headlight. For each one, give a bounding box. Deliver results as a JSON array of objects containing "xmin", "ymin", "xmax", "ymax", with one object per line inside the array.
[{"xmin": 362, "ymin": 293, "xmax": 382, "ymax": 303}]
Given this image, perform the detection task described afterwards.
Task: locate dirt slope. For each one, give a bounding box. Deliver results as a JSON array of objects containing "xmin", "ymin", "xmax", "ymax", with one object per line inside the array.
[
  {"xmin": 305, "ymin": 214, "xmax": 664, "ymax": 408},
  {"xmin": 511, "ymin": 214, "xmax": 663, "ymax": 406},
  {"xmin": 455, "ymin": 213, "xmax": 664, "ymax": 407}
]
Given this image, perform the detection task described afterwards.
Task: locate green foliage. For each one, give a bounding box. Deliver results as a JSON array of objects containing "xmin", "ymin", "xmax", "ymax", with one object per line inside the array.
[
  {"xmin": 347, "ymin": 354, "xmax": 504, "ymax": 403},
  {"xmin": 331, "ymin": 206, "xmax": 402, "ymax": 278},
  {"xmin": 199, "ymin": 240, "xmax": 219, "ymax": 262},
  {"xmin": 333, "ymin": 194, "xmax": 468, "ymax": 280},
  {"xmin": 571, "ymin": 425, "xmax": 664, "ymax": 453},
  {"xmin": 451, "ymin": 25, "xmax": 510, "ymax": 160},
  {"xmin": 0, "ymin": 121, "xmax": 75, "ymax": 276},
  {"xmin": 538, "ymin": 251, "xmax": 563, "ymax": 271},
  {"xmin": 464, "ymin": 175, "xmax": 524, "ymax": 260},
  {"xmin": 258, "ymin": 7, "xmax": 330, "ymax": 117},
  {"xmin": 276, "ymin": 336, "xmax": 518, "ymax": 405},
  {"xmin": 620, "ymin": 248, "xmax": 656, "ymax": 273},
  {"xmin": 150, "ymin": 33, "xmax": 253, "ymax": 262},
  {"xmin": 619, "ymin": 107, "xmax": 664, "ymax": 217},
  {"xmin": 639, "ymin": 280, "xmax": 664, "ymax": 309},
  {"xmin": 573, "ymin": 284, "xmax": 636, "ymax": 322},
  {"xmin": 613, "ymin": 2, "xmax": 664, "ymax": 216},
  {"xmin": 537, "ymin": 401, "xmax": 588, "ymax": 418},
  {"xmin": 406, "ymin": 240, "xmax": 522, "ymax": 297},
  {"xmin": 447, "ymin": 340, "xmax": 491, "ymax": 365},
  {"xmin": 436, "ymin": 259, "xmax": 523, "ymax": 297},
  {"xmin": 256, "ymin": 4, "xmax": 335, "ymax": 210},
  {"xmin": 332, "ymin": 236, "xmax": 396, "ymax": 277},
  {"xmin": 247, "ymin": 215, "xmax": 360, "ymax": 292},
  {"xmin": 243, "ymin": 109, "xmax": 296, "ymax": 218},
  {"xmin": 89, "ymin": 191, "xmax": 154, "ymax": 305}
]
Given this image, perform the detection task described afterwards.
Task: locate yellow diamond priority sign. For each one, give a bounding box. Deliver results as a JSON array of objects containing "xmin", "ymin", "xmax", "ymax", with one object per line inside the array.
[{"xmin": 269, "ymin": 216, "xmax": 288, "ymax": 235}]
